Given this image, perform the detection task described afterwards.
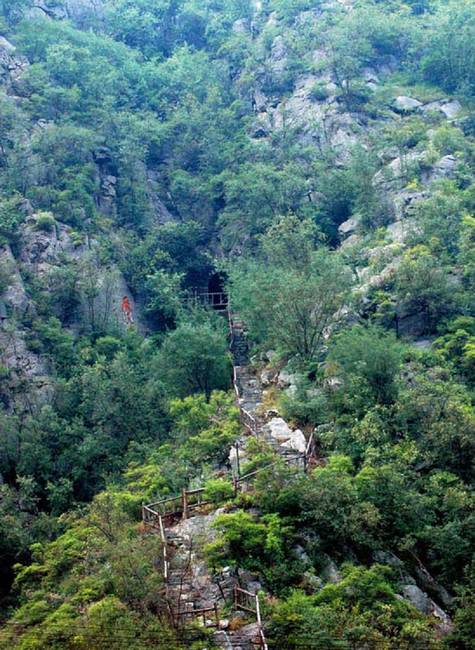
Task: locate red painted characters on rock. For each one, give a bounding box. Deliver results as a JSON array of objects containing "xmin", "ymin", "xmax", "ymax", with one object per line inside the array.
[{"xmin": 121, "ymin": 295, "xmax": 134, "ymax": 325}]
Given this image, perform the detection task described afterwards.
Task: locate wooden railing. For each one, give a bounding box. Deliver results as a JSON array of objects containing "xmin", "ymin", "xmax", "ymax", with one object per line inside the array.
[
  {"xmin": 141, "ymin": 310, "xmax": 314, "ymax": 646},
  {"xmin": 234, "ymin": 586, "xmax": 268, "ymax": 650},
  {"xmin": 176, "ymin": 604, "xmax": 220, "ymax": 629},
  {"xmin": 143, "ymin": 487, "xmax": 209, "ymax": 523},
  {"xmin": 190, "ymin": 291, "xmax": 228, "ymax": 310},
  {"xmin": 236, "ymin": 452, "xmax": 306, "ymax": 488},
  {"xmin": 158, "ymin": 514, "xmax": 169, "ymax": 584}
]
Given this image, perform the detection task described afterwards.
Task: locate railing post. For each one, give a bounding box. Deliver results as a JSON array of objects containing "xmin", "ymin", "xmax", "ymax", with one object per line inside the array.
[
  {"xmin": 235, "ymin": 441, "xmax": 241, "ymax": 478},
  {"xmin": 182, "ymin": 488, "xmax": 188, "ymax": 520},
  {"xmin": 232, "ymin": 472, "xmax": 239, "ymax": 497}
]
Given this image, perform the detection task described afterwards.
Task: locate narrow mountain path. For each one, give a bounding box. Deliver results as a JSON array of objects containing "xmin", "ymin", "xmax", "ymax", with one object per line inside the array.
[{"xmin": 143, "ymin": 309, "xmax": 314, "ymax": 649}]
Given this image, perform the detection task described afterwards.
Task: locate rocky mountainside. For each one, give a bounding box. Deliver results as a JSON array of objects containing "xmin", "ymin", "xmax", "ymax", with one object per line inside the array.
[{"xmin": 1, "ymin": 1, "xmax": 475, "ymax": 649}]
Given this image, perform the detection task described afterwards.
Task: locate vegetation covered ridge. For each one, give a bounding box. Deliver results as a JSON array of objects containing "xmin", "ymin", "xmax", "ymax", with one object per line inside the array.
[{"xmin": 0, "ymin": 0, "xmax": 475, "ymax": 648}]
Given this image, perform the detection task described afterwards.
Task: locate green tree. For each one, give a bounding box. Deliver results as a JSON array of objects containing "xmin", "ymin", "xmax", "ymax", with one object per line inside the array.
[
  {"xmin": 229, "ymin": 240, "xmax": 351, "ymax": 360},
  {"xmin": 328, "ymin": 325, "xmax": 404, "ymax": 415},
  {"xmin": 395, "ymin": 246, "xmax": 459, "ymax": 335},
  {"xmin": 156, "ymin": 317, "xmax": 231, "ymax": 399},
  {"xmin": 422, "ymin": 0, "xmax": 475, "ymax": 95}
]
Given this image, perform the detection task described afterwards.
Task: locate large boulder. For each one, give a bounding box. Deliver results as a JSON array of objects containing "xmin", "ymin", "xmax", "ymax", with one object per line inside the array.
[
  {"xmin": 277, "ymin": 369, "xmax": 299, "ymax": 389},
  {"xmin": 263, "ymin": 418, "xmax": 307, "ymax": 452},
  {"xmin": 281, "ymin": 429, "xmax": 307, "ymax": 453},
  {"xmin": 424, "ymin": 155, "xmax": 457, "ymax": 182},
  {"xmin": 339, "ymin": 216, "xmax": 359, "ymax": 237},
  {"xmin": 263, "ymin": 417, "xmax": 293, "ymax": 443},
  {"xmin": 393, "ymin": 96, "xmax": 422, "ymax": 113},
  {"xmin": 402, "ymin": 585, "xmax": 433, "ymax": 613},
  {"xmin": 386, "ymin": 219, "xmax": 416, "ymax": 244},
  {"xmin": 401, "ymin": 585, "xmax": 452, "ymax": 633},
  {"xmin": 422, "ymin": 99, "xmax": 462, "ymax": 120}
]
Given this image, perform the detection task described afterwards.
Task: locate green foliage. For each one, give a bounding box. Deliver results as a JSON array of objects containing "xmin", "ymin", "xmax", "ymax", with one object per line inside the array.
[
  {"xmin": 395, "ymin": 246, "xmax": 460, "ymax": 334},
  {"xmin": 395, "ymin": 370, "xmax": 475, "ymax": 481},
  {"xmin": 422, "ymin": 0, "xmax": 475, "ymax": 95},
  {"xmin": 34, "ymin": 210, "xmax": 56, "ymax": 232},
  {"xmin": 157, "ymin": 316, "xmax": 231, "ymax": 399},
  {"xmin": 206, "ymin": 510, "xmax": 295, "ymax": 590},
  {"xmin": 168, "ymin": 390, "xmax": 239, "ymax": 469},
  {"xmin": 309, "ymin": 81, "xmax": 330, "ymax": 102},
  {"xmin": 2, "ymin": 492, "xmax": 178, "ymax": 649},
  {"xmin": 446, "ymin": 565, "xmax": 475, "ymax": 650},
  {"xmin": 229, "ymin": 218, "xmax": 352, "ymax": 359},
  {"xmin": 328, "ymin": 325, "xmax": 405, "ymax": 415},
  {"xmin": 0, "ymin": 194, "xmax": 26, "ymax": 244},
  {"xmin": 268, "ymin": 565, "xmax": 441, "ymax": 650},
  {"xmin": 435, "ymin": 316, "xmax": 475, "ymax": 383},
  {"xmin": 203, "ymin": 478, "xmax": 235, "ymax": 505}
]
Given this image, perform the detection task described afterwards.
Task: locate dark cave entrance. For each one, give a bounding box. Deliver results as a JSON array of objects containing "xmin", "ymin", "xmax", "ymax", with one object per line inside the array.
[{"xmin": 207, "ymin": 272, "xmax": 228, "ymax": 311}]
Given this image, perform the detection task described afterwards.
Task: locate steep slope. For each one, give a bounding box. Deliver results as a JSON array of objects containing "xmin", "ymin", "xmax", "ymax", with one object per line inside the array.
[{"xmin": 1, "ymin": 1, "xmax": 475, "ymax": 649}]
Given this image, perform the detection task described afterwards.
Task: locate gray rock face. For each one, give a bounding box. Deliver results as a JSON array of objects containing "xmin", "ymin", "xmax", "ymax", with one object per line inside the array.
[
  {"xmin": 422, "ymin": 99, "xmax": 462, "ymax": 119},
  {"xmin": 263, "ymin": 417, "xmax": 293, "ymax": 443},
  {"xmin": 0, "ymin": 327, "xmax": 51, "ymax": 411},
  {"xmin": 171, "ymin": 512, "xmax": 224, "ymax": 610},
  {"xmin": 393, "ymin": 96, "xmax": 423, "ymax": 113},
  {"xmin": 441, "ymin": 100, "xmax": 462, "ymax": 119},
  {"xmin": 0, "ymin": 37, "xmax": 15, "ymax": 54},
  {"xmin": 270, "ymin": 35, "xmax": 287, "ymax": 73},
  {"xmin": 93, "ymin": 147, "xmax": 117, "ymax": 218},
  {"xmin": 277, "ymin": 369, "xmax": 298, "ymax": 389},
  {"xmin": 0, "ymin": 36, "xmax": 28, "ymax": 89},
  {"xmin": 339, "ymin": 216, "xmax": 359, "ymax": 237},
  {"xmin": 99, "ymin": 174, "xmax": 117, "ymax": 216},
  {"xmin": 146, "ymin": 170, "xmax": 175, "ymax": 225},
  {"xmin": 386, "ymin": 219, "xmax": 415, "ymax": 244},
  {"xmin": 392, "ymin": 189, "xmax": 429, "ymax": 220},
  {"xmin": 423, "ymin": 155, "xmax": 457, "ymax": 182},
  {"xmin": 260, "ymin": 368, "xmax": 276, "ymax": 387},
  {"xmin": 232, "ymin": 18, "xmax": 250, "ymax": 33},
  {"xmin": 253, "ymin": 89, "xmax": 268, "ymax": 113},
  {"xmin": 262, "ymin": 417, "xmax": 307, "ymax": 453},
  {"xmin": 402, "ymin": 585, "xmax": 433, "ymax": 613},
  {"xmin": 320, "ymin": 557, "xmax": 342, "ymax": 584},
  {"xmin": 401, "ymin": 585, "xmax": 452, "ymax": 632},
  {"xmin": 19, "ymin": 217, "xmax": 84, "ymax": 277},
  {"xmin": 64, "ymin": 0, "xmax": 104, "ymax": 20},
  {"xmin": 340, "ymin": 233, "xmax": 362, "ymax": 249},
  {"xmin": 0, "ymin": 246, "xmax": 30, "ymax": 314},
  {"xmin": 281, "ymin": 429, "xmax": 307, "ymax": 453}
]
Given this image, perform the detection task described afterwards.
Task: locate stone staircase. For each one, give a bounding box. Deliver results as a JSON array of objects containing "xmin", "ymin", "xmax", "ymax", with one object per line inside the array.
[
  {"xmin": 143, "ymin": 312, "xmax": 313, "ymax": 649},
  {"xmin": 230, "ymin": 317, "xmax": 306, "ymax": 469},
  {"xmin": 162, "ymin": 515, "xmax": 261, "ymax": 649},
  {"xmin": 215, "ymin": 624, "xmax": 264, "ymax": 649},
  {"xmin": 230, "ymin": 315, "xmax": 250, "ymax": 367},
  {"xmin": 234, "ymin": 366, "xmax": 263, "ymax": 416}
]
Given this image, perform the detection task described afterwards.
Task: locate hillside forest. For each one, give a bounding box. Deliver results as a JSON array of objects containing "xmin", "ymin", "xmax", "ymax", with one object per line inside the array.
[{"xmin": 0, "ymin": 0, "xmax": 475, "ymax": 648}]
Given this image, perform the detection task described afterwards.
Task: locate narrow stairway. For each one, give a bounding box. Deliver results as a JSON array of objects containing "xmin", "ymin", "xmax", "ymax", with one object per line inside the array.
[
  {"xmin": 231, "ymin": 315, "xmax": 306, "ymax": 467},
  {"xmin": 144, "ymin": 312, "xmax": 308, "ymax": 649}
]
